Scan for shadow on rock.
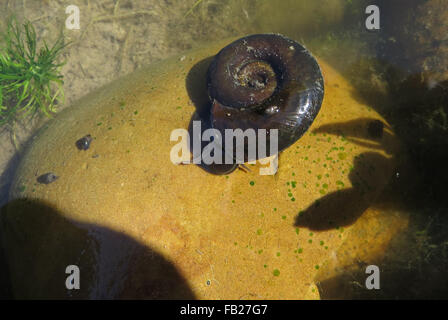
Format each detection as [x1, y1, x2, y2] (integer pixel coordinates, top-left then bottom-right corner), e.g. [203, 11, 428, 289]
[0, 199, 196, 299]
[185, 57, 239, 175]
[295, 151, 391, 231]
[295, 117, 399, 231]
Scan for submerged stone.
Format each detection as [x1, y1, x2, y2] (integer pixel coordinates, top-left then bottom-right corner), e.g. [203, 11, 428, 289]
[2, 38, 407, 299]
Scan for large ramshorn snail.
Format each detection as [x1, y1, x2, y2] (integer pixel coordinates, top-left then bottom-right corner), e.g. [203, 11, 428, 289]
[196, 34, 324, 175]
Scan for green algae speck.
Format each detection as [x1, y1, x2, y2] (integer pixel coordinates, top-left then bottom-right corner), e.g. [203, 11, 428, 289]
[338, 152, 347, 160]
[273, 269, 280, 276]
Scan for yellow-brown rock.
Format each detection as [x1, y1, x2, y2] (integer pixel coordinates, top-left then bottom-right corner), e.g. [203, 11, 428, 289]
[1, 38, 407, 299]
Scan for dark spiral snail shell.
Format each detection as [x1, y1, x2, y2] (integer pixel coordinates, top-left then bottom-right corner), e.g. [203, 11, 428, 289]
[198, 34, 324, 175]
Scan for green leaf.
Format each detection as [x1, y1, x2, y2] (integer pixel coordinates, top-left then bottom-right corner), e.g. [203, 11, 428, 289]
[0, 16, 67, 127]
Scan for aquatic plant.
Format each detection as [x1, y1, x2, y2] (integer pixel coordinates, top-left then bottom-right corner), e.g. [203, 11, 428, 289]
[0, 17, 66, 130]
[184, 0, 205, 18]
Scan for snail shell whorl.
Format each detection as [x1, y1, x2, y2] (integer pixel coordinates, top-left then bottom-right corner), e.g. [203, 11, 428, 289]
[206, 34, 324, 162]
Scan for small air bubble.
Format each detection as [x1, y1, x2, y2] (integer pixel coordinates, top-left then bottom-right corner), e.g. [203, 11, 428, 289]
[265, 105, 279, 114]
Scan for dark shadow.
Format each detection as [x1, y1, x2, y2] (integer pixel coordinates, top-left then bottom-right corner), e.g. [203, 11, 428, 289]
[186, 57, 214, 119]
[0, 218, 12, 299]
[0, 130, 39, 299]
[317, 229, 448, 300]
[316, 273, 366, 300]
[343, 55, 448, 209]
[294, 117, 394, 231]
[0, 152, 21, 211]
[0, 199, 196, 299]
[295, 151, 389, 231]
[312, 118, 394, 154]
[185, 57, 239, 175]
[187, 112, 238, 175]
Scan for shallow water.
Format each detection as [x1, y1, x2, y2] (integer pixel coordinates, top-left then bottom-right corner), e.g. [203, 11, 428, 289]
[0, 0, 447, 299]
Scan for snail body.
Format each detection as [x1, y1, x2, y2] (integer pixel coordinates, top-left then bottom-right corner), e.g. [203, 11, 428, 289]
[203, 34, 324, 174]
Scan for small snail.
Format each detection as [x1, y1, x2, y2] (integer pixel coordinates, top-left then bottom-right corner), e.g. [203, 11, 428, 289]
[197, 34, 324, 174]
[37, 172, 58, 184]
[76, 134, 93, 151]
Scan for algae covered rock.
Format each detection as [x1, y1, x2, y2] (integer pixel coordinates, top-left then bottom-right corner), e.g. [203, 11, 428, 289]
[1, 38, 406, 299]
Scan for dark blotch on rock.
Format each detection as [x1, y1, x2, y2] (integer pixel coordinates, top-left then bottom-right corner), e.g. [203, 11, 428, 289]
[37, 173, 58, 184]
[76, 134, 93, 150]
